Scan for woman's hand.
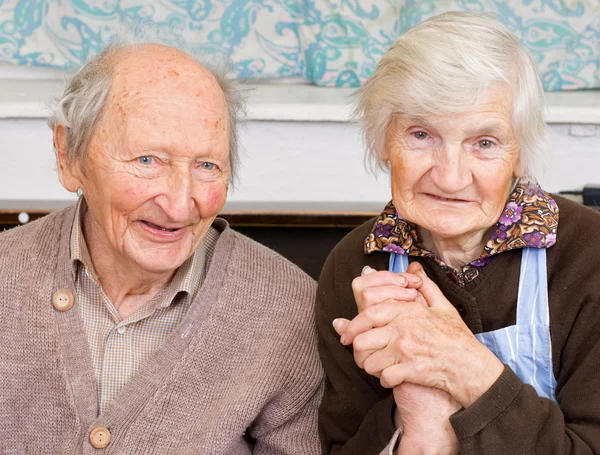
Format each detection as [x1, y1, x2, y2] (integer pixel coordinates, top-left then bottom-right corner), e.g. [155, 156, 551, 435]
[394, 383, 460, 455]
[335, 262, 504, 408]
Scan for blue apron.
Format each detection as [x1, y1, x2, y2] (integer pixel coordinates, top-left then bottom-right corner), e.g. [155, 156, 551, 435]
[388, 249, 557, 402]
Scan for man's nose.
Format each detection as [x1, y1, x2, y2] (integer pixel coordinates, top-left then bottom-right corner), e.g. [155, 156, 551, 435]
[155, 168, 195, 223]
[429, 144, 472, 194]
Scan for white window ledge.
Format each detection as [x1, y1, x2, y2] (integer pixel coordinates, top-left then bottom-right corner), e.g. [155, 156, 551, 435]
[0, 77, 598, 124]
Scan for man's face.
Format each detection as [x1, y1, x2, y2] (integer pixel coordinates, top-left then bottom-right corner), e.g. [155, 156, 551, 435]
[69, 47, 230, 275]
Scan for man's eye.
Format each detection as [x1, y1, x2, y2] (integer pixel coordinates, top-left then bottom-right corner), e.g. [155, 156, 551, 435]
[200, 162, 216, 171]
[478, 139, 494, 149]
[138, 156, 154, 165]
[412, 131, 428, 140]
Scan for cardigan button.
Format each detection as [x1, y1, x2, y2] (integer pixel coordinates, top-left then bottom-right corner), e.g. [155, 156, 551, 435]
[52, 289, 74, 311]
[89, 426, 111, 449]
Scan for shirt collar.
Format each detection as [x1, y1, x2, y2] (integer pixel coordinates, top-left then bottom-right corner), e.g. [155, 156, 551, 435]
[364, 180, 559, 270]
[69, 196, 205, 309]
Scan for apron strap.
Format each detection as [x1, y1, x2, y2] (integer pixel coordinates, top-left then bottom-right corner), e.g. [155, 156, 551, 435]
[516, 248, 550, 326]
[389, 252, 409, 274]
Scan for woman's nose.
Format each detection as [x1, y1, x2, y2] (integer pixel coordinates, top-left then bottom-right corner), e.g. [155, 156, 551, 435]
[429, 145, 472, 194]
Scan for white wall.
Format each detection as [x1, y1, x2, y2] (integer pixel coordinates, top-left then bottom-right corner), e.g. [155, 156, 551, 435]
[0, 118, 599, 211]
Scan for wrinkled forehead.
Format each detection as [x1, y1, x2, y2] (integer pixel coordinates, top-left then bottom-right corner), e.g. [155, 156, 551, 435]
[105, 44, 228, 122]
[394, 83, 514, 128]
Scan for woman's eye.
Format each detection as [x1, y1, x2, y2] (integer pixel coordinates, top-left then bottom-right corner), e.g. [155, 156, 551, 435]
[412, 131, 429, 140]
[478, 139, 494, 149]
[200, 162, 216, 171]
[138, 156, 154, 165]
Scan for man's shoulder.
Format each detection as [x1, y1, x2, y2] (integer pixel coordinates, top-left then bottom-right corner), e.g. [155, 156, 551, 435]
[0, 206, 74, 265]
[222, 227, 316, 296]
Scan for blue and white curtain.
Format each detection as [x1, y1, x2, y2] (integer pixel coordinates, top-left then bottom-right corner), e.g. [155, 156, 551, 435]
[0, 0, 598, 90]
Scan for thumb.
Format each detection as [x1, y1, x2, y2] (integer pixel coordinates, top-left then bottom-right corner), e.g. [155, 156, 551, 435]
[409, 263, 448, 308]
[332, 318, 350, 337]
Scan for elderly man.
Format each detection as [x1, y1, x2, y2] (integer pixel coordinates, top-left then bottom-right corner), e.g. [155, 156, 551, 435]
[0, 42, 322, 453]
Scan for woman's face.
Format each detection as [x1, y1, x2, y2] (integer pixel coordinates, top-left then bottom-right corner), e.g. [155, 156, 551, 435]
[383, 85, 522, 240]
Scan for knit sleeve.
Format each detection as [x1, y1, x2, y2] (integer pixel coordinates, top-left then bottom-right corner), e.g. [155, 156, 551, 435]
[449, 297, 600, 453]
[316, 245, 399, 454]
[446, 200, 600, 454]
[247, 256, 324, 455]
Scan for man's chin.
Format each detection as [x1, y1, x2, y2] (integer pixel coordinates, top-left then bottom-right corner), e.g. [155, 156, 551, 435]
[126, 249, 193, 276]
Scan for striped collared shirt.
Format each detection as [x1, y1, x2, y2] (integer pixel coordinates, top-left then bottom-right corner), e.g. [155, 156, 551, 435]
[70, 197, 220, 413]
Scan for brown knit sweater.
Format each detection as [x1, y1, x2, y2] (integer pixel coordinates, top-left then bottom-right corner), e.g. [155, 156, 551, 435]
[317, 195, 600, 454]
[0, 205, 323, 454]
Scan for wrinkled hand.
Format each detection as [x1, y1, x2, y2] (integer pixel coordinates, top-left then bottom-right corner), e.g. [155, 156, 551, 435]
[394, 383, 460, 455]
[334, 262, 504, 408]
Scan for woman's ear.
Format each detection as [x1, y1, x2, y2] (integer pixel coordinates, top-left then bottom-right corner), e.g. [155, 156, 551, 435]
[513, 157, 524, 178]
[54, 124, 83, 193]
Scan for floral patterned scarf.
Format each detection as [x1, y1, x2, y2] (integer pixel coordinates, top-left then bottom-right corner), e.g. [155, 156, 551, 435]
[364, 181, 559, 286]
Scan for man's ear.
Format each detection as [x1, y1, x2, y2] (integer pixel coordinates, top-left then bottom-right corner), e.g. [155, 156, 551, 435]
[54, 124, 83, 193]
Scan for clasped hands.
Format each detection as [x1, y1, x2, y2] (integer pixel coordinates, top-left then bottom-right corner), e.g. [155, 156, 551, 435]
[333, 262, 504, 454]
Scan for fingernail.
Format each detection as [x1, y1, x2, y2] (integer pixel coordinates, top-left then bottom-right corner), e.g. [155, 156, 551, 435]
[406, 288, 417, 296]
[362, 265, 376, 275]
[396, 276, 407, 286]
[409, 275, 421, 284]
[414, 265, 427, 277]
[332, 318, 341, 329]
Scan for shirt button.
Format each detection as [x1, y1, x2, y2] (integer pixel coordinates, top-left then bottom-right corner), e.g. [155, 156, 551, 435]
[457, 304, 467, 318]
[52, 289, 74, 311]
[116, 326, 126, 335]
[89, 426, 111, 449]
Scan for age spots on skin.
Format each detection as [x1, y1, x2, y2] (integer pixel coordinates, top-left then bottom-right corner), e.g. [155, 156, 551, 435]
[168, 70, 180, 77]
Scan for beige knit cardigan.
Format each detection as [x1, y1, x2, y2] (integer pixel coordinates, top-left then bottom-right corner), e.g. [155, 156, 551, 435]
[0, 206, 323, 454]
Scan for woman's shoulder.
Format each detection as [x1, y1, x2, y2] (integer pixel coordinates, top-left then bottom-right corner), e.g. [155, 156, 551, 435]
[553, 194, 600, 250]
[318, 217, 389, 291]
[548, 194, 600, 278]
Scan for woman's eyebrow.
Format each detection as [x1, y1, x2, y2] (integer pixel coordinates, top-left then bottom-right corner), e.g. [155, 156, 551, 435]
[466, 122, 510, 137]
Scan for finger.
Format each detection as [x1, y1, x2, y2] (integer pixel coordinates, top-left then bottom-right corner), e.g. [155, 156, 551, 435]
[380, 363, 409, 389]
[352, 271, 422, 308]
[356, 284, 420, 313]
[361, 265, 377, 276]
[353, 326, 393, 369]
[342, 300, 418, 345]
[362, 344, 399, 378]
[332, 318, 350, 337]
[409, 264, 450, 309]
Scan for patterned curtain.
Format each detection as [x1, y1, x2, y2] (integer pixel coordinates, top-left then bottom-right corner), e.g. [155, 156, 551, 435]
[0, 0, 597, 90]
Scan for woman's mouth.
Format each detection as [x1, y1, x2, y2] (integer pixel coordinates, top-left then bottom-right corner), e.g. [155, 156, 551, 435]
[424, 193, 472, 203]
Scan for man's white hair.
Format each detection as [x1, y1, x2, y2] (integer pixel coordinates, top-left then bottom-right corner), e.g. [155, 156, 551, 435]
[48, 28, 246, 185]
[354, 11, 547, 180]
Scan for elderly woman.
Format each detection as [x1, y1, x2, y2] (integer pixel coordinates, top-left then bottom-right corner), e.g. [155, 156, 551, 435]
[0, 42, 323, 453]
[317, 11, 600, 455]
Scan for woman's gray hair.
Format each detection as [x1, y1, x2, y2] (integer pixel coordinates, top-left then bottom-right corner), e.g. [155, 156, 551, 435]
[47, 29, 246, 185]
[354, 11, 547, 179]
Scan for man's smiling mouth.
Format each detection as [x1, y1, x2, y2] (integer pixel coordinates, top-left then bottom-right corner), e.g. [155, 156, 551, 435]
[140, 220, 181, 232]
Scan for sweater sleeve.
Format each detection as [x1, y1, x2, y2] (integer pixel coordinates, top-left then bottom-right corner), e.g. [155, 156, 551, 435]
[316, 247, 399, 454]
[253, 380, 325, 455]
[250, 259, 325, 455]
[450, 293, 600, 453]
